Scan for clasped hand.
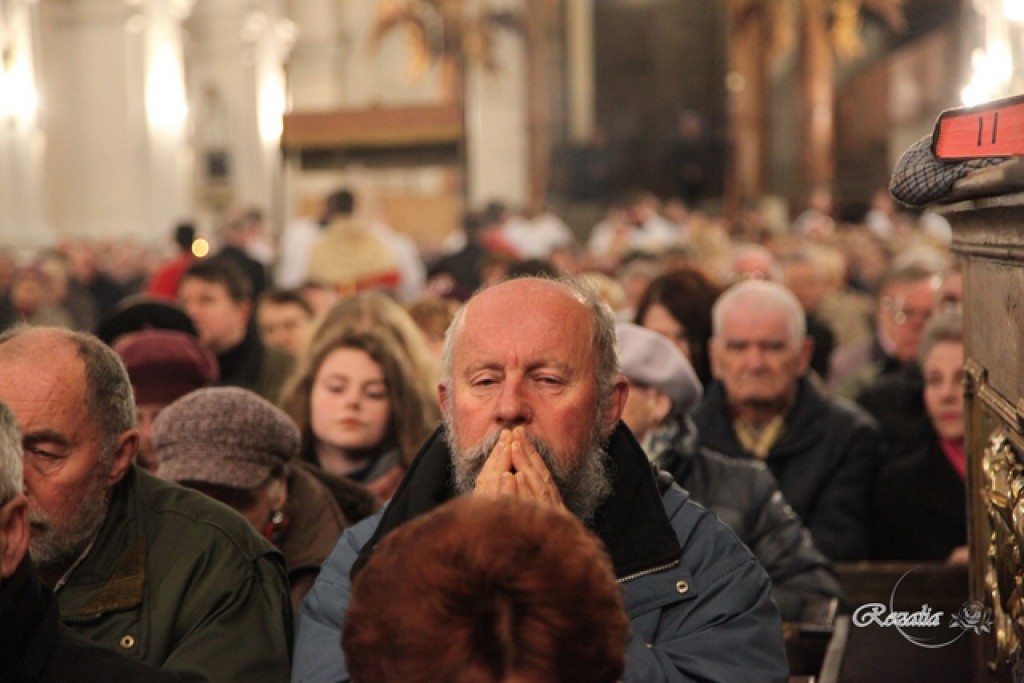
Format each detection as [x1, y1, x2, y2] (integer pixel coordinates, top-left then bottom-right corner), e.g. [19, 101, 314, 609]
[473, 426, 565, 510]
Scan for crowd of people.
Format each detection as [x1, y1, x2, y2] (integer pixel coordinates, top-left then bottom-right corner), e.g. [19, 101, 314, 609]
[0, 184, 968, 681]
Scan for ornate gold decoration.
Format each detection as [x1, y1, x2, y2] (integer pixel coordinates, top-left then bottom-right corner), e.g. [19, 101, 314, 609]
[371, 0, 525, 79]
[754, 0, 907, 63]
[983, 429, 1024, 666]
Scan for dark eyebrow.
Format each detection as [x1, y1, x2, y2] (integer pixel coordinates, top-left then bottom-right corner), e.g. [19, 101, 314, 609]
[23, 430, 71, 449]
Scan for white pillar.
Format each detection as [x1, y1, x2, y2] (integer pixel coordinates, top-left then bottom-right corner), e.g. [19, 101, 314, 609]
[465, 0, 528, 207]
[39, 0, 192, 245]
[141, 0, 194, 241]
[187, 0, 294, 230]
[0, 0, 50, 249]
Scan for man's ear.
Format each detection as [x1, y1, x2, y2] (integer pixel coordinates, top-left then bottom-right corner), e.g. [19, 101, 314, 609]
[438, 384, 449, 420]
[107, 429, 140, 486]
[0, 494, 29, 579]
[601, 376, 629, 434]
[651, 391, 673, 427]
[269, 478, 288, 510]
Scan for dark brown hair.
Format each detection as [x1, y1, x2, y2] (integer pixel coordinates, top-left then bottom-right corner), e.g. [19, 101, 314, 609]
[634, 266, 722, 386]
[279, 327, 434, 468]
[343, 497, 628, 683]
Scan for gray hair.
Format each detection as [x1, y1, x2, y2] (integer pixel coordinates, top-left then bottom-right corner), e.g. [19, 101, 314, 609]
[712, 280, 806, 343]
[0, 401, 22, 506]
[440, 275, 620, 417]
[918, 308, 963, 366]
[730, 242, 781, 282]
[0, 326, 136, 462]
[876, 262, 941, 301]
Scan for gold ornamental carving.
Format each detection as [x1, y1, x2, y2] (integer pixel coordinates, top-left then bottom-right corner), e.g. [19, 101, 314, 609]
[982, 429, 1024, 668]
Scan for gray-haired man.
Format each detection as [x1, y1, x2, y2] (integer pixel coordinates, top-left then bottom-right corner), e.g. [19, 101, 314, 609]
[0, 326, 292, 682]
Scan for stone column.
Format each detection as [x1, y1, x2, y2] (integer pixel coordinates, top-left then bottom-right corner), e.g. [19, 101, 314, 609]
[465, 0, 528, 207]
[186, 0, 295, 229]
[0, 0, 50, 249]
[38, 0, 192, 245]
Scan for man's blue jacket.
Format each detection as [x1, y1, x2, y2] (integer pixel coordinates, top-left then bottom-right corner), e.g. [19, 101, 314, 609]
[292, 424, 788, 683]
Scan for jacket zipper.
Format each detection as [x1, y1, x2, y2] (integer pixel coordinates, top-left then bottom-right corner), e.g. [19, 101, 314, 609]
[617, 559, 680, 584]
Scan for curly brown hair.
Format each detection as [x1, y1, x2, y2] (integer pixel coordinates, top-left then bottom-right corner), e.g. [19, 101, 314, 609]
[343, 496, 628, 683]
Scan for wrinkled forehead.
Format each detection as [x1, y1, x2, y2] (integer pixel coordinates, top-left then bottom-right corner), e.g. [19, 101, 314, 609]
[0, 329, 76, 362]
[718, 303, 800, 344]
[0, 335, 91, 415]
[453, 282, 595, 367]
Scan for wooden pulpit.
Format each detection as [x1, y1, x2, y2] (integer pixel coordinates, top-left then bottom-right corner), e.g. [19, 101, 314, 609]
[942, 160, 1024, 682]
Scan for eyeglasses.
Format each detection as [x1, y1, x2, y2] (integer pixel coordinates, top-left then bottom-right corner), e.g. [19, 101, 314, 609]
[881, 297, 932, 326]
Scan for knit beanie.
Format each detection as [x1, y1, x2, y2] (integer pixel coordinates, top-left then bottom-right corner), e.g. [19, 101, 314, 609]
[115, 329, 219, 406]
[153, 386, 300, 489]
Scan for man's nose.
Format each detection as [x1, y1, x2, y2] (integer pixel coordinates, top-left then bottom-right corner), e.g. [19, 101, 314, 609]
[495, 379, 531, 426]
[743, 345, 766, 367]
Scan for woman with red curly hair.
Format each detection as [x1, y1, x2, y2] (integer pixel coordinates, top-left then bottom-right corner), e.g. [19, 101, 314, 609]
[343, 496, 629, 683]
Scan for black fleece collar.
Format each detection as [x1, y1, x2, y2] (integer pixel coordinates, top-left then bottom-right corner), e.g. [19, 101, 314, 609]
[350, 422, 681, 581]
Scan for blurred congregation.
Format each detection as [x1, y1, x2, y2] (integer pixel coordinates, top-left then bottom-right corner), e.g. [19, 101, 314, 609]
[0, 169, 969, 680]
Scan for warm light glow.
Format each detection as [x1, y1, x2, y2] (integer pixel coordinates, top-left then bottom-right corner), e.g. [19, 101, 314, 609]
[989, 41, 1014, 84]
[961, 82, 989, 107]
[0, 48, 39, 125]
[192, 238, 210, 258]
[1006, 0, 1024, 22]
[960, 48, 1007, 106]
[258, 74, 285, 143]
[146, 41, 188, 133]
[962, 2, 1024, 105]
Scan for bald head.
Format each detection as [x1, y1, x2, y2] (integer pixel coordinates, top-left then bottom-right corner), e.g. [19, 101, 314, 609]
[0, 326, 137, 454]
[441, 277, 619, 402]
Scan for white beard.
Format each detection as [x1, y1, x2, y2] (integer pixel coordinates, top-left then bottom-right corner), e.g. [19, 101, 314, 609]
[446, 416, 612, 525]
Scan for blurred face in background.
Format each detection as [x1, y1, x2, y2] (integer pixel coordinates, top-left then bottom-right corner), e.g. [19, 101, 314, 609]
[258, 300, 312, 357]
[878, 278, 938, 363]
[782, 261, 826, 312]
[179, 278, 250, 354]
[923, 341, 965, 442]
[711, 302, 810, 411]
[10, 271, 49, 315]
[620, 381, 671, 443]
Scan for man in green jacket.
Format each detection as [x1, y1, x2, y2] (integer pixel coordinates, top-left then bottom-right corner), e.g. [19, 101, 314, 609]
[0, 325, 293, 682]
